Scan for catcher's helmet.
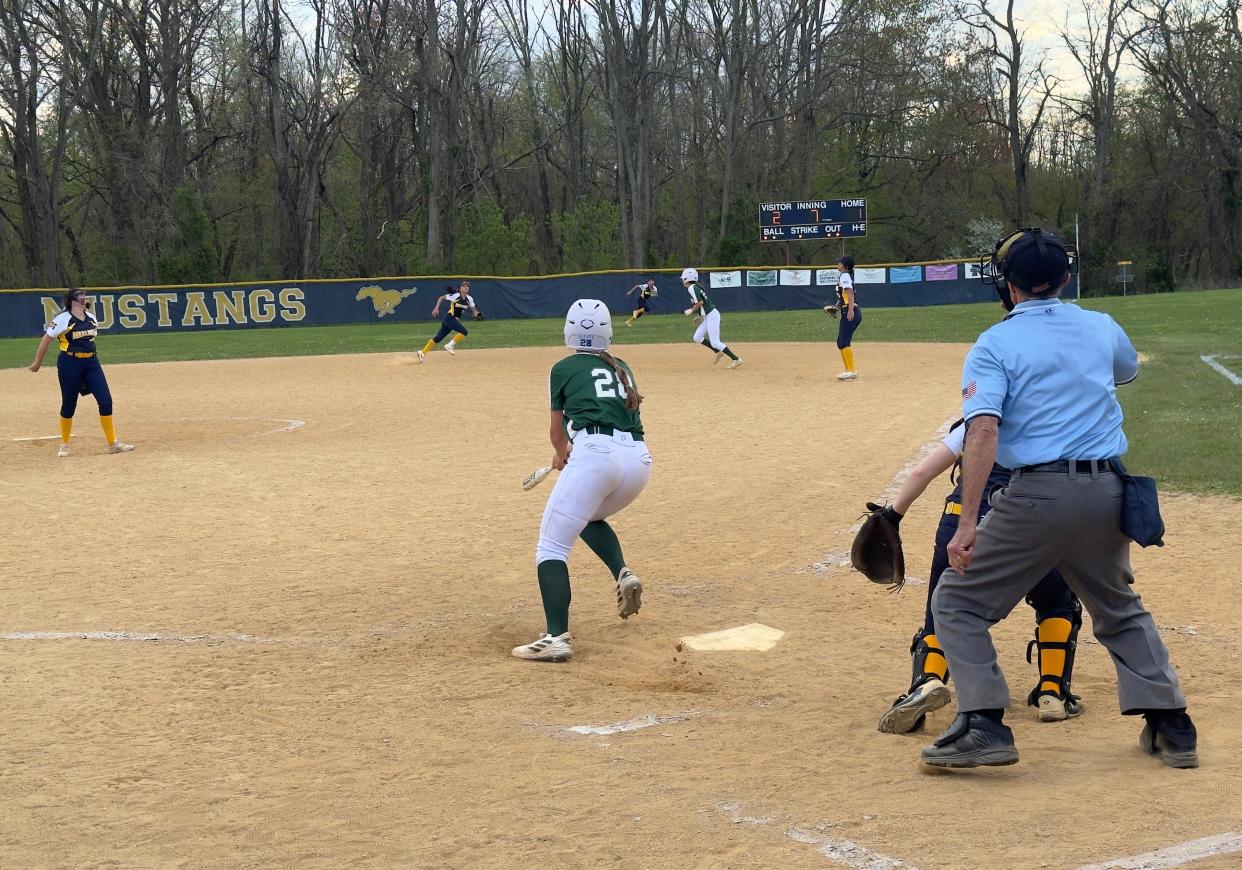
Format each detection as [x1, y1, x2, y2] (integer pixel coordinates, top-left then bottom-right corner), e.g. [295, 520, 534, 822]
[564, 298, 612, 352]
[680, 267, 699, 283]
[980, 227, 1077, 310]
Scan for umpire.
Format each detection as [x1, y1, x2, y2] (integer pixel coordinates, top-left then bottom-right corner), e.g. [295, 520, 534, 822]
[921, 228, 1198, 770]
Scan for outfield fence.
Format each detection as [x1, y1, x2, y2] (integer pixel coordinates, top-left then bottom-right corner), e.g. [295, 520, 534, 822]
[0, 260, 1054, 338]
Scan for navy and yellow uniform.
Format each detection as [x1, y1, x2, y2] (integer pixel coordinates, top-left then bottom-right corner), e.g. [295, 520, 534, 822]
[880, 422, 1081, 733]
[835, 259, 861, 379]
[624, 281, 659, 326]
[33, 293, 133, 455]
[419, 286, 478, 360]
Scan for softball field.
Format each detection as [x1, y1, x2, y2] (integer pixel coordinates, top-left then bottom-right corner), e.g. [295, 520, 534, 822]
[2, 342, 1239, 869]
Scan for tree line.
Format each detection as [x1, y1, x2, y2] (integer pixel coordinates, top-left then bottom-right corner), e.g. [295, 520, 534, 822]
[0, 0, 1237, 294]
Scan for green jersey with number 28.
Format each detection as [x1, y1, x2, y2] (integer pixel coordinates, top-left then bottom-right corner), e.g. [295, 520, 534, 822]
[549, 352, 644, 438]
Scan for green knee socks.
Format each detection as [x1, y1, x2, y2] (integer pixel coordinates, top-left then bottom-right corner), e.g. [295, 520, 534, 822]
[580, 520, 626, 580]
[537, 560, 572, 636]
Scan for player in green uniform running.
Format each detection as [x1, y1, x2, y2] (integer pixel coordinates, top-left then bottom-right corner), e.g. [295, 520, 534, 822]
[512, 299, 653, 663]
[681, 268, 742, 368]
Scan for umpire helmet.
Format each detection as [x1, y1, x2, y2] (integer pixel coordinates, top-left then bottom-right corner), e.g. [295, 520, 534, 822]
[980, 227, 1077, 310]
[564, 298, 612, 352]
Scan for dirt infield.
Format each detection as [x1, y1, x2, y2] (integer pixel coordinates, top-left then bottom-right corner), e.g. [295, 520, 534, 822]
[2, 342, 1239, 869]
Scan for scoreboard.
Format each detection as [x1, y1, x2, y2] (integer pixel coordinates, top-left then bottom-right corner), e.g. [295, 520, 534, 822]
[759, 199, 867, 241]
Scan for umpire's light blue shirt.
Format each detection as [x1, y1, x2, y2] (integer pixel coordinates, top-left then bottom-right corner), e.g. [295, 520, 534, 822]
[961, 299, 1139, 469]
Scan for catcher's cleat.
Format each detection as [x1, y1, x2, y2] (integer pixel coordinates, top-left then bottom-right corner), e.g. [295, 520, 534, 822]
[728, 358, 744, 369]
[1026, 602, 1083, 722]
[443, 343, 456, 355]
[1139, 713, 1198, 769]
[416, 350, 425, 363]
[57, 444, 71, 457]
[1035, 694, 1082, 722]
[108, 441, 135, 454]
[713, 350, 725, 365]
[512, 632, 573, 662]
[616, 568, 643, 619]
[878, 678, 951, 734]
[836, 370, 858, 381]
[921, 712, 1019, 768]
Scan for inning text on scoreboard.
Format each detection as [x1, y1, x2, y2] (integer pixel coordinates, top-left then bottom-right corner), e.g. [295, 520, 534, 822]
[758, 199, 868, 241]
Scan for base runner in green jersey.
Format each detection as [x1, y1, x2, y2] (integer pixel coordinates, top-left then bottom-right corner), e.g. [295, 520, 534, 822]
[512, 299, 654, 663]
[681, 267, 743, 369]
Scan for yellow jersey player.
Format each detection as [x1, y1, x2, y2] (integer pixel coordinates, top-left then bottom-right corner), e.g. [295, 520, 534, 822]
[418, 281, 482, 362]
[28, 288, 135, 456]
[624, 277, 658, 326]
[512, 299, 652, 662]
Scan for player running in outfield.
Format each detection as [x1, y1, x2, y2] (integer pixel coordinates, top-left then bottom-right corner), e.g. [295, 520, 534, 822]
[681, 268, 742, 369]
[418, 281, 480, 362]
[512, 299, 652, 663]
[624, 277, 659, 326]
[874, 419, 1083, 733]
[28, 288, 135, 456]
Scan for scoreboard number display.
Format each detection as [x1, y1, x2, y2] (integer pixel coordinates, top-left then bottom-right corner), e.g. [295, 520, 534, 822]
[759, 199, 867, 241]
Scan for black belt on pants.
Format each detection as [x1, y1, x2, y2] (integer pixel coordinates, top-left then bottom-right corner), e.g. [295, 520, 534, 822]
[578, 425, 643, 442]
[1014, 458, 1115, 476]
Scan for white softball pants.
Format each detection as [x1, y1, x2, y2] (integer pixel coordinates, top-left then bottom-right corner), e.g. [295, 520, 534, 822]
[692, 308, 725, 350]
[536, 431, 653, 565]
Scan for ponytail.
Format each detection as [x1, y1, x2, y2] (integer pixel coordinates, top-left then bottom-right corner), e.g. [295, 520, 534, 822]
[598, 350, 643, 411]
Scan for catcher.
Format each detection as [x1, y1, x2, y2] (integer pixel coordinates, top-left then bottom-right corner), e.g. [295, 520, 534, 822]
[417, 281, 483, 362]
[853, 419, 1084, 733]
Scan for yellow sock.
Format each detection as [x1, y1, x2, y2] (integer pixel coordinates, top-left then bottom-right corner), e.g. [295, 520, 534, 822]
[923, 633, 949, 680]
[842, 346, 856, 372]
[452, 333, 466, 346]
[59, 416, 73, 444]
[421, 339, 436, 354]
[100, 415, 117, 444]
[1038, 618, 1072, 694]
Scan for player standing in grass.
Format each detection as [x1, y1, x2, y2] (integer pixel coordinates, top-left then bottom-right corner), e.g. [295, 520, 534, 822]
[512, 299, 651, 663]
[681, 268, 743, 369]
[417, 281, 481, 362]
[28, 288, 135, 456]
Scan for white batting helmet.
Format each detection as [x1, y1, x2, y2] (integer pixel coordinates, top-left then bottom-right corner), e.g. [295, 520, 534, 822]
[564, 298, 612, 351]
[680, 267, 699, 283]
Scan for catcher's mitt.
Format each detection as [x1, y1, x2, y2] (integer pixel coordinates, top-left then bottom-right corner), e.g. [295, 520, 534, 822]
[823, 304, 839, 319]
[473, 310, 485, 320]
[850, 502, 906, 591]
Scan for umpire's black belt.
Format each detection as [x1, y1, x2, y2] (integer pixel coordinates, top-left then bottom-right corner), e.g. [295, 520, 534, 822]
[576, 425, 643, 442]
[1013, 458, 1116, 477]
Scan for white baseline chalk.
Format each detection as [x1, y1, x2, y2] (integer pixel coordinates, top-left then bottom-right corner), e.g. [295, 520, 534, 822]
[1200, 354, 1242, 385]
[0, 630, 322, 645]
[1077, 832, 1242, 870]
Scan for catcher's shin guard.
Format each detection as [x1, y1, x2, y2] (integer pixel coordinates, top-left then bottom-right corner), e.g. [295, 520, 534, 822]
[1026, 601, 1083, 722]
[878, 630, 951, 734]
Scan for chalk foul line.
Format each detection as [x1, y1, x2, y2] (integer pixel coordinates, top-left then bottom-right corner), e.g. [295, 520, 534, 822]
[565, 711, 699, 736]
[0, 630, 324, 646]
[1200, 354, 1242, 386]
[718, 802, 918, 870]
[808, 418, 956, 579]
[1076, 832, 1242, 870]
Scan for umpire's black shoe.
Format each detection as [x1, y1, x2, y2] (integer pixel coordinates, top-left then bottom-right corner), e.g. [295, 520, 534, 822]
[1140, 712, 1198, 769]
[920, 712, 1019, 768]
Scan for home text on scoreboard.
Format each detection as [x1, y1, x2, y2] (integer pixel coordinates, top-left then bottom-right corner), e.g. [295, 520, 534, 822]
[758, 198, 868, 241]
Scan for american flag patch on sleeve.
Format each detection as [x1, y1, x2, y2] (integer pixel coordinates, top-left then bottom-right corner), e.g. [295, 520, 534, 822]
[962, 381, 976, 399]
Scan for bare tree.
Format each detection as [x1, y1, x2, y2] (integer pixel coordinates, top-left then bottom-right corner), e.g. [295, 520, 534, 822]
[957, 0, 1060, 226]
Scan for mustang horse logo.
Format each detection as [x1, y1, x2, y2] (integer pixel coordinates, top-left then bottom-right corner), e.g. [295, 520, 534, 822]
[357, 285, 417, 318]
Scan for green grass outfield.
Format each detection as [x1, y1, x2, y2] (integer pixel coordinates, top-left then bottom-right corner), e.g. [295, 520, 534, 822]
[4, 288, 1239, 495]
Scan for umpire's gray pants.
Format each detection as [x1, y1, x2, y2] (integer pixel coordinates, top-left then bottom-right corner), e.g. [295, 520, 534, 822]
[931, 466, 1186, 714]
